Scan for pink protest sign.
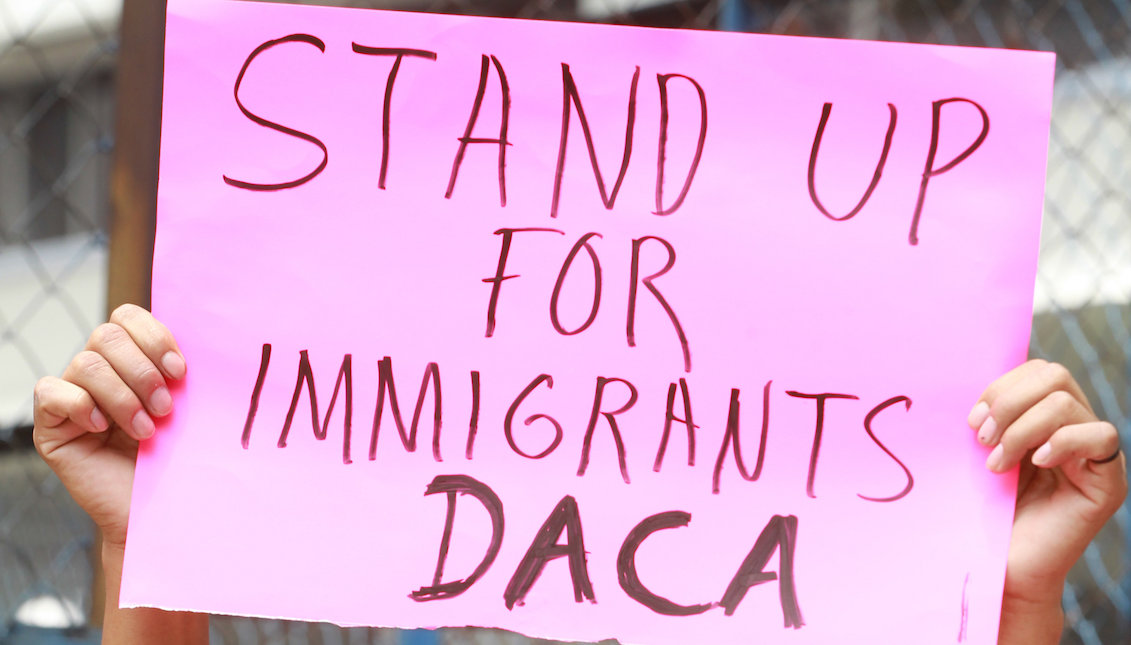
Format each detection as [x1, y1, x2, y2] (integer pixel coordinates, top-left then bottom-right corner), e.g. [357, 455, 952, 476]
[128, 0, 1054, 642]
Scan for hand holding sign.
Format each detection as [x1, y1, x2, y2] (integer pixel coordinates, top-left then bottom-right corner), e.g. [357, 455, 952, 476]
[33, 305, 184, 550]
[972, 361, 1127, 644]
[31, 305, 206, 642]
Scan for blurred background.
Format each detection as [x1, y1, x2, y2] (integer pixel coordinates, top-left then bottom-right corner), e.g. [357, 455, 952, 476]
[0, 0, 1126, 643]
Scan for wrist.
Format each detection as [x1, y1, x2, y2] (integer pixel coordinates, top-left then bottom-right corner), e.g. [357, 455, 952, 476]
[98, 539, 210, 644]
[999, 594, 1063, 645]
[102, 540, 127, 570]
[100, 537, 126, 625]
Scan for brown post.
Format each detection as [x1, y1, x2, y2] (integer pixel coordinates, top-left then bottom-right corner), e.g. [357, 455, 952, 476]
[97, 0, 167, 626]
[107, 0, 166, 313]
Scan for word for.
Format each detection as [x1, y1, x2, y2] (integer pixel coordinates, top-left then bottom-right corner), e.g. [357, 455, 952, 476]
[409, 474, 803, 626]
[240, 345, 915, 500]
[483, 228, 690, 372]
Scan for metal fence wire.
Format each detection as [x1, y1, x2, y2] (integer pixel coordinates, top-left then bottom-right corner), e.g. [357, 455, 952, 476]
[0, 0, 1127, 644]
[0, 0, 116, 642]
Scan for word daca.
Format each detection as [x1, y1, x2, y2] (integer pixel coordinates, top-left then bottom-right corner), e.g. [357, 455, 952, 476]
[222, 34, 991, 244]
[240, 344, 915, 500]
[409, 474, 803, 627]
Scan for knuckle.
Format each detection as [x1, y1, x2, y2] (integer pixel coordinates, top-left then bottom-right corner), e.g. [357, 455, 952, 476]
[135, 362, 163, 390]
[110, 388, 142, 416]
[136, 362, 161, 382]
[987, 400, 1010, 427]
[110, 303, 145, 326]
[71, 350, 108, 380]
[1040, 361, 1072, 391]
[997, 428, 1023, 454]
[70, 387, 92, 412]
[89, 322, 128, 350]
[32, 377, 53, 408]
[1047, 390, 1077, 419]
[1097, 421, 1120, 453]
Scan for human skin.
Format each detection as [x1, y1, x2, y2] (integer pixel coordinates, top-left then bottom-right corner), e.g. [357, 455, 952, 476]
[32, 305, 208, 643]
[969, 360, 1126, 644]
[32, 305, 1127, 644]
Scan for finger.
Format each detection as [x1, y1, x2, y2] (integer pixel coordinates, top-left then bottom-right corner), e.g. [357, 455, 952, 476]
[85, 321, 173, 418]
[33, 376, 108, 434]
[1036, 422, 1128, 519]
[33, 377, 109, 462]
[967, 360, 1041, 432]
[1030, 421, 1121, 469]
[108, 303, 186, 380]
[63, 350, 155, 440]
[970, 360, 1092, 446]
[985, 389, 1094, 473]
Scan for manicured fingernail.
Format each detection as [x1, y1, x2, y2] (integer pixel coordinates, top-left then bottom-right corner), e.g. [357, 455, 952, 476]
[90, 407, 109, 431]
[986, 444, 1005, 472]
[161, 352, 186, 379]
[150, 386, 173, 416]
[967, 401, 990, 429]
[977, 416, 997, 445]
[132, 410, 155, 440]
[1032, 443, 1052, 466]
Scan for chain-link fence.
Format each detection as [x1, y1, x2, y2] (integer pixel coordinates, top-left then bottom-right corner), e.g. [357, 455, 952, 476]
[0, 0, 1127, 643]
[0, 0, 116, 642]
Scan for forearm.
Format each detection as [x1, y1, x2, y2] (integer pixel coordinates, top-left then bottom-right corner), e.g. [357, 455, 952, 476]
[998, 594, 1063, 645]
[101, 543, 210, 644]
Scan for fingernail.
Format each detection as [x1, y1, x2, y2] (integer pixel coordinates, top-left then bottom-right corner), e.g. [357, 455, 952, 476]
[977, 416, 997, 445]
[132, 410, 155, 440]
[161, 352, 186, 379]
[150, 386, 173, 416]
[90, 407, 109, 431]
[967, 401, 990, 429]
[1032, 443, 1052, 466]
[986, 444, 1005, 472]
